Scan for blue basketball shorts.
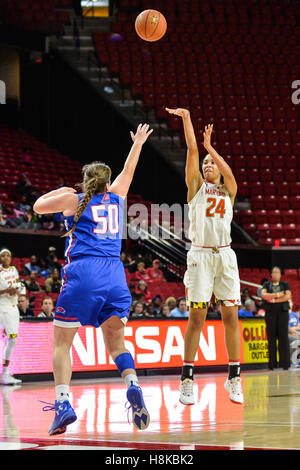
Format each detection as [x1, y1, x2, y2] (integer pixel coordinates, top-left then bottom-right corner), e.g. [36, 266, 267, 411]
[54, 256, 132, 328]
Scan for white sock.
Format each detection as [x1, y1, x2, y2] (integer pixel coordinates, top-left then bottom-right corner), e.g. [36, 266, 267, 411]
[2, 365, 9, 376]
[56, 384, 70, 402]
[124, 374, 139, 389]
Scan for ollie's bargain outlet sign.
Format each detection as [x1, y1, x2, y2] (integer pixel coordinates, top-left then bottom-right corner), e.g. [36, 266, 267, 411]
[2, 320, 238, 374]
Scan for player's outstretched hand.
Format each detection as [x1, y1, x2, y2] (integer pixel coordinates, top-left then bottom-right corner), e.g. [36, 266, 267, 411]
[203, 124, 214, 149]
[165, 108, 190, 119]
[130, 124, 153, 145]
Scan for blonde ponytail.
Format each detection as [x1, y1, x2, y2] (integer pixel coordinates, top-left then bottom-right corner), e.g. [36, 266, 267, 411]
[63, 161, 111, 238]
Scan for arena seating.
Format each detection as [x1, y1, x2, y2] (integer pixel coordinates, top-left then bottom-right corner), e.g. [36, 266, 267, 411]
[0, 0, 71, 35]
[93, 0, 300, 246]
[0, 123, 82, 213]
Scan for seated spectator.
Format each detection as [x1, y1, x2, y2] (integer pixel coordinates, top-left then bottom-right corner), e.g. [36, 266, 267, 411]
[41, 214, 55, 230]
[16, 173, 37, 204]
[165, 296, 177, 311]
[152, 295, 163, 316]
[14, 195, 31, 216]
[128, 283, 138, 302]
[241, 287, 255, 306]
[136, 280, 152, 303]
[0, 209, 7, 227]
[39, 257, 51, 277]
[134, 261, 151, 282]
[38, 297, 55, 318]
[146, 259, 166, 282]
[157, 303, 170, 319]
[170, 297, 189, 318]
[18, 209, 36, 230]
[288, 300, 300, 367]
[145, 304, 155, 318]
[238, 299, 256, 317]
[131, 301, 145, 318]
[45, 246, 61, 272]
[23, 255, 40, 276]
[25, 271, 42, 292]
[45, 269, 62, 293]
[18, 294, 34, 318]
[123, 252, 138, 273]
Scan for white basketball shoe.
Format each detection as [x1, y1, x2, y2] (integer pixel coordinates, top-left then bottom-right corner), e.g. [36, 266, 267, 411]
[224, 376, 243, 404]
[179, 378, 195, 405]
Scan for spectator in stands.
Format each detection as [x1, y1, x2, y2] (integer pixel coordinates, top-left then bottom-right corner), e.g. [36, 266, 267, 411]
[18, 209, 36, 230]
[23, 255, 40, 276]
[14, 195, 31, 215]
[16, 173, 37, 204]
[157, 303, 170, 319]
[146, 259, 166, 282]
[261, 266, 291, 370]
[45, 246, 61, 272]
[152, 295, 163, 316]
[136, 280, 152, 303]
[45, 269, 62, 294]
[18, 294, 34, 318]
[38, 297, 55, 318]
[25, 271, 42, 293]
[238, 299, 256, 318]
[0, 209, 7, 227]
[134, 261, 151, 282]
[128, 283, 138, 302]
[145, 304, 155, 318]
[131, 301, 145, 318]
[123, 252, 138, 273]
[170, 298, 189, 318]
[288, 300, 300, 367]
[41, 214, 55, 230]
[241, 287, 256, 306]
[165, 296, 177, 311]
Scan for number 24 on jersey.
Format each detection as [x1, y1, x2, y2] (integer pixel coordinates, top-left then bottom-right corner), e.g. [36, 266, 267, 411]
[206, 197, 226, 218]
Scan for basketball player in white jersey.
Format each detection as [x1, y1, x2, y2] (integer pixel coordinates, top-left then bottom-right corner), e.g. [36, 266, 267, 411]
[166, 108, 243, 405]
[0, 248, 23, 385]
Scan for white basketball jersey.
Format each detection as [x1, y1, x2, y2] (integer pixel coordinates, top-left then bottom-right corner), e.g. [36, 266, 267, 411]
[0, 266, 20, 309]
[188, 181, 233, 247]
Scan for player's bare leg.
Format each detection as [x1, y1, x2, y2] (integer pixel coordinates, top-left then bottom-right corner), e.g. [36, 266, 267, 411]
[101, 315, 150, 430]
[42, 325, 78, 435]
[180, 307, 207, 405]
[221, 305, 243, 404]
[53, 325, 78, 387]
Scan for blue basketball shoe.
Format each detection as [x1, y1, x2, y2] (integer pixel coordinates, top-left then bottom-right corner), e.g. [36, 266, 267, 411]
[40, 400, 77, 435]
[126, 384, 150, 430]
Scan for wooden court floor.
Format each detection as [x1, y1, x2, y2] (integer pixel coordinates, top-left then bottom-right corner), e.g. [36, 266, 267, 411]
[1, 370, 300, 451]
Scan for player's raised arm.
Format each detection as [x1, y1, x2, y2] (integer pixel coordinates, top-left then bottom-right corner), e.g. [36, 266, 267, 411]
[165, 108, 203, 203]
[109, 123, 153, 199]
[203, 124, 237, 203]
[33, 187, 78, 216]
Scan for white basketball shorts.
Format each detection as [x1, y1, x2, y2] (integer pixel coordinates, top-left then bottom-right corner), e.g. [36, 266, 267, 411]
[0, 306, 20, 336]
[183, 247, 241, 307]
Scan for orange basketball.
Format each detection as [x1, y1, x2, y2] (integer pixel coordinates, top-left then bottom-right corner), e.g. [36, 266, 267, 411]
[135, 9, 167, 42]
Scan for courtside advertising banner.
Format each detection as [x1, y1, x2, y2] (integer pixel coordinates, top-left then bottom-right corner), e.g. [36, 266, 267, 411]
[0, 319, 257, 375]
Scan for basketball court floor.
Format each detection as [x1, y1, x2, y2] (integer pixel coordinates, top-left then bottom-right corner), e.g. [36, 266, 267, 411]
[1, 370, 300, 451]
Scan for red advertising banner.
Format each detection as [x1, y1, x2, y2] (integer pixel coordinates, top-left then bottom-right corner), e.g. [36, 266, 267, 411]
[1, 320, 245, 375]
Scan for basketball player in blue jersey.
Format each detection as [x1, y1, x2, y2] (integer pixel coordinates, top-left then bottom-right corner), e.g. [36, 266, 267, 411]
[33, 123, 153, 435]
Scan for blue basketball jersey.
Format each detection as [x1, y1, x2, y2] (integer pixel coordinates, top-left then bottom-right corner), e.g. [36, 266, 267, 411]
[63, 192, 124, 261]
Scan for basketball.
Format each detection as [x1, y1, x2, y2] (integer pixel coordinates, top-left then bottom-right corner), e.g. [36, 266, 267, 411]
[135, 9, 167, 42]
